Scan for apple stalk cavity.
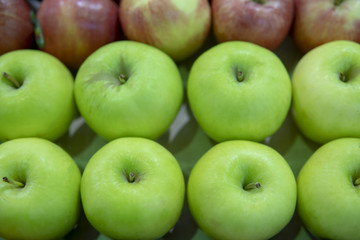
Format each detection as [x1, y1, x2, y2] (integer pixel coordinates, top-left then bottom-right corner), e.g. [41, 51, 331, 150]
[2, 176, 25, 188]
[2, 72, 20, 88]
[334, 0, 344, 6]
[354, 177, 360, 187]
[118, 74, 127, 85]
[339, 72, 347, 82]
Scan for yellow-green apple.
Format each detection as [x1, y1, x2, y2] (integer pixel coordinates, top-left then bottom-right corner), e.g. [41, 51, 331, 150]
[119, 0, 211, 62]
[187, 140, 297, 240]
[0, 137, 82, 240]
[81, 137, 185, 240]
[187, 41, 292, 142]
[0, 49, 76, 142]
[36, 0, 121, 71]
[297, 138, 360, 240]
[0, 0, 34, 55]
[291, 40, 360, 144]
[292, 0, 360, 52]
[211, 0, 294, 50]
[74, 40, 184, 141]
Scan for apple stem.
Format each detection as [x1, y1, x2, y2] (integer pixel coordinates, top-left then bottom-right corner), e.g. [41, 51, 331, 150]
[118, 74, 127, 84]
[354, 178, 360, 187]
[236, 71, 245, 82]
[2, 72, 20, 88]
[128, 172, 136, 183]
[339, 72, 347, 82]
[2, 177, 25, 188]
[333, 0, 344, 6]
[244, 182, 261, 190]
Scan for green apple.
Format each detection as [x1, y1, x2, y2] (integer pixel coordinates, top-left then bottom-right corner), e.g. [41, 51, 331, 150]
[81, 137, 185, 240]
[74, 40, 184, 141]
[0, 49, 76, 142]
[297, 138, 360, 240]
[187, 41, 292, 142]
[291, 40, 360, 144]
[119, 0, 211, 61]
[187, 140, 297, 240]
[0, 137, 81, 240]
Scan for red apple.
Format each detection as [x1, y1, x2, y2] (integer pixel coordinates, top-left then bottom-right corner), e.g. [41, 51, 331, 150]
[119, 0, 211, 62]
[0, 0, 34, 55]
[211, 0, 294, 51]
[36, 0, 121, 71]
[292, 0, 360, 53]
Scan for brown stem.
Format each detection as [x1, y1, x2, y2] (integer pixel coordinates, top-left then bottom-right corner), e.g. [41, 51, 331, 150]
[2, 177, 25, 188]
[2, 72, 20, 88]
[339, 72, 347, 82]
[127, 172, 136, 183]
[236, 71, 245, 82]
[118, 74, 127, 84]
[244, 182, 261, 190]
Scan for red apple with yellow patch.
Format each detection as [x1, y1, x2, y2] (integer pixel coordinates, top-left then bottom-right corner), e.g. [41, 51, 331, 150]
[211, 0, 294, 50]
[36, 0, 121, 71]
[292, 0, 360, 53]
[119, 0, 211, 62]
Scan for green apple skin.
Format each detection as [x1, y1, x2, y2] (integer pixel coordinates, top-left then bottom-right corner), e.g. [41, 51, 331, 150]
[0, 138, 82, 240]
[297, 138, 360, 240]
[81, 137, 185, 240]
[187, 140, 297, 240]
[0, 50, 76, 142]
[119, 0, 211, 61]
[292, 40, 360, 144]
[74, 41, 184, 141]
[187, 41, 292, 143]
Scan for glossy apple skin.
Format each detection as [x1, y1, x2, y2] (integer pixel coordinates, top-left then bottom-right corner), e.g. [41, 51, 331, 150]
[297, 138, 360, 240]
[291, 40, 360, 144]
[81, 137, 185, 240]
[0, 50, 76, 142]
[187, 140, 297, 240]
[36, 0, 121, 71]
[0, 0, 34, 55]
[74, 41, 184, 141]
[0, 138, 82, 240]
[119, 0, 211, 61]
[212, 0, 294, 50]
[187, 41, 292, 142]
[293, 0, 360, 53]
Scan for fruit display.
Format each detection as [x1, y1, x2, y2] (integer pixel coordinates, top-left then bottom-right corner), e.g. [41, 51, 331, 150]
[1, 0, 360, 240]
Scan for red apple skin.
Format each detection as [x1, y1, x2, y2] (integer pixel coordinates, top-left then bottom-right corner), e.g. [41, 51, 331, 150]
[119, 0, 211, 62]
[0, 0, 34, 55]
[37, 0, 121, 71]
[292, 0, 360, 53]
[212, 0, 294, 51]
